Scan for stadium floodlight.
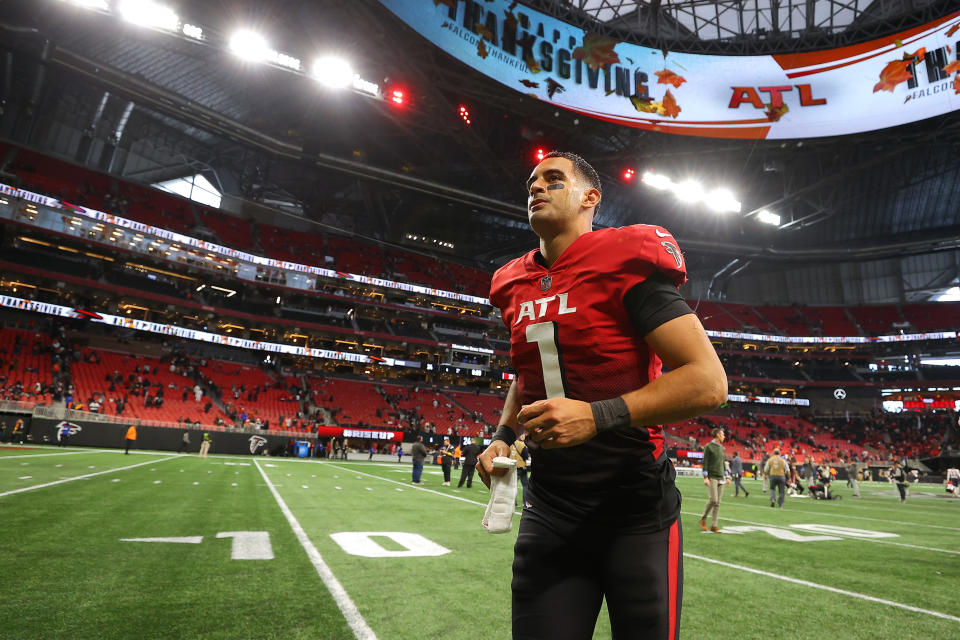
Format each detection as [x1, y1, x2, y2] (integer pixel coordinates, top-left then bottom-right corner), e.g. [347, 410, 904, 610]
[117, 0, 179, 31]
[313, 56, 353, 88]
[63, 0, 110, 10]
[757, 209, 781, 226]
[181, 23, 203, 40]
[641, 171, 673, 190]
[674, 180, 704, 203]
[705, 188, 741, 213]
[229, 30, 271, 63]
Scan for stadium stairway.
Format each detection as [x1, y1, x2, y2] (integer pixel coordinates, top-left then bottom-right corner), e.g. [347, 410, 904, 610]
[843, 306, 865, 335]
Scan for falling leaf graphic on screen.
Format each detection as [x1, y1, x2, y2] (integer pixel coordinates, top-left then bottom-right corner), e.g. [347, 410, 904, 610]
[662, 90, 681, 118]
[872, 59, 913, 93]
[654, 69, 687, 88]
[546, 78, 565, 99]
[572, 33, 621, 71]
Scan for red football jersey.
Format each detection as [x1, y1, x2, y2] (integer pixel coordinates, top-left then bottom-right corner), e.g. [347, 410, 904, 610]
[489, 224, 687, 517]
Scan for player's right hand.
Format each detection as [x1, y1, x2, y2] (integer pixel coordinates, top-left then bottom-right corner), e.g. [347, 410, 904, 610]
[477, 440, 511, 489]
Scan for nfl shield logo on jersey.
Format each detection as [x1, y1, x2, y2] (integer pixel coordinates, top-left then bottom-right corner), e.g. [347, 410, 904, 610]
[540, 275, 552, 291]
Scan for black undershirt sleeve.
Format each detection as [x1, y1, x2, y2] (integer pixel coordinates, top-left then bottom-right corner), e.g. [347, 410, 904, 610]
[623, 271, 694, 337]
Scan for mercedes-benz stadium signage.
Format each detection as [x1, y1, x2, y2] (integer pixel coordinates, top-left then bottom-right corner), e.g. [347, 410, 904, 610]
[379, 1, 960, 139]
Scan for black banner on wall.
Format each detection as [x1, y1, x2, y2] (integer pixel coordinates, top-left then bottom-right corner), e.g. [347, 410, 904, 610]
[29, 417, 298, 456]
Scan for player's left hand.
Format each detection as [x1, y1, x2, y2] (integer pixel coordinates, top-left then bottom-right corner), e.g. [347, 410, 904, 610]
[518, 398, 596, 449]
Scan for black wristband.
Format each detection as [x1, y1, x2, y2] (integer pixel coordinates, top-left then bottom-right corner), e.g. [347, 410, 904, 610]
[492, 425, 517, 447]
[590, 397, 631, 434]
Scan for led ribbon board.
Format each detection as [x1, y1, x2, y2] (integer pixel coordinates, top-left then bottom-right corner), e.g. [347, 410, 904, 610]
[378, 1, 960, 139]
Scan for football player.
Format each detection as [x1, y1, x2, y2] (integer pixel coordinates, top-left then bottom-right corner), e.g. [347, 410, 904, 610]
[478, 151, 727, 639]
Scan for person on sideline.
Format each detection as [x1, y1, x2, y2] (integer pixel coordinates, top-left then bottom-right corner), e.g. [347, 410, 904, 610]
[890, 460, 909, 502]
[730, 451, 749, 498]
[410, 436, 428, 485]
[700, 428, 730, 532]
[178, 430, 191, 454]
[199, 432, 212, 458]
[765, 447, 788, 508]
[846, 458, 861, 498]
[439, 437, 455, 486]
[124, 424, 137, 454]
[458, 437, 482, 489]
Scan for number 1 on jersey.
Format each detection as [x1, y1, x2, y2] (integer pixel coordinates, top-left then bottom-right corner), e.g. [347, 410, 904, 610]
[525, 321, 566, 398]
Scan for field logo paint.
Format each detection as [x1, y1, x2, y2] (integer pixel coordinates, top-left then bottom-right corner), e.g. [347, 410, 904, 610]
[216, 531, 275, 560]
[249, 435, 268, 454]
[721, 526, 840, 542]
[330, 532, 452, 558]
[790, 524, 898, 538]
[54, 421, 82, 441]
[722, 524, 899, 542]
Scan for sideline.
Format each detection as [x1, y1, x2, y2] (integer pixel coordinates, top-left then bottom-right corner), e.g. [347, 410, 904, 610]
[325, 462, 960, 624]
[254, 460, 377, 640]
[0, 454, 177, 498]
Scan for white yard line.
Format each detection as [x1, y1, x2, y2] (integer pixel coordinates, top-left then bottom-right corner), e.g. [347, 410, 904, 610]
[685, 553, 960, 623]
[681, 510, 960, 556]
[0, 450, 99, 460]
[0, 455, 176, 498]
[327, 463, 960, 624]
[253, 460, 377, 640]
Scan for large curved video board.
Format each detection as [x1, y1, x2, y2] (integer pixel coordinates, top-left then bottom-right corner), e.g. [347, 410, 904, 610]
[379, 1, 960, 139]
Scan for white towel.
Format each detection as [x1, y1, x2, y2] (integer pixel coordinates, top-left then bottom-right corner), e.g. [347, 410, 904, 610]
[482, 456, 518, 534]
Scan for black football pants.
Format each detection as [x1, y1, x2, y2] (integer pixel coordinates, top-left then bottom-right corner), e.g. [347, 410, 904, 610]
[512, 505, 682, 640]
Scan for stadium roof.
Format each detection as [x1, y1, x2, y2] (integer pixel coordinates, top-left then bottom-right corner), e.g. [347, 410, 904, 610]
[545, 0, 948, 52]
[1, 0, 958, 292]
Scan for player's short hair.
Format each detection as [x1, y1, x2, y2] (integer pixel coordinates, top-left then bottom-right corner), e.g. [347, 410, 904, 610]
[712, 427, 723, 438]
[544, 151, 602, 217]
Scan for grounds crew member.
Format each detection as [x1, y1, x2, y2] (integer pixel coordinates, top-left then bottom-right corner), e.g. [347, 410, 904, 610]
[124, 424, 137, 454]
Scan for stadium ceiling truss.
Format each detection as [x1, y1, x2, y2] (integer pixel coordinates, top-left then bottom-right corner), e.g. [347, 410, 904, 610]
[2, 1, 959, 271]
[530, 0, 953, 53]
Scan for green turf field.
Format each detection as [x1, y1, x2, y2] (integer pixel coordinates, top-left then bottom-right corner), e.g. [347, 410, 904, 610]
[1, 445, 958, 639]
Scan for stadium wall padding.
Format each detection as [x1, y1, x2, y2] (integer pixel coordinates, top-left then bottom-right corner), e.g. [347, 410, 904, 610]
[29, 417, 295, 455]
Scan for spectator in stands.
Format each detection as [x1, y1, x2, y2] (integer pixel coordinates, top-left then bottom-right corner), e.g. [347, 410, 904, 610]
[700, 428, 730, 533]
[410, 436, 428, 485]
[730, 452, 749, 498]
[765, 448, 788, 508]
